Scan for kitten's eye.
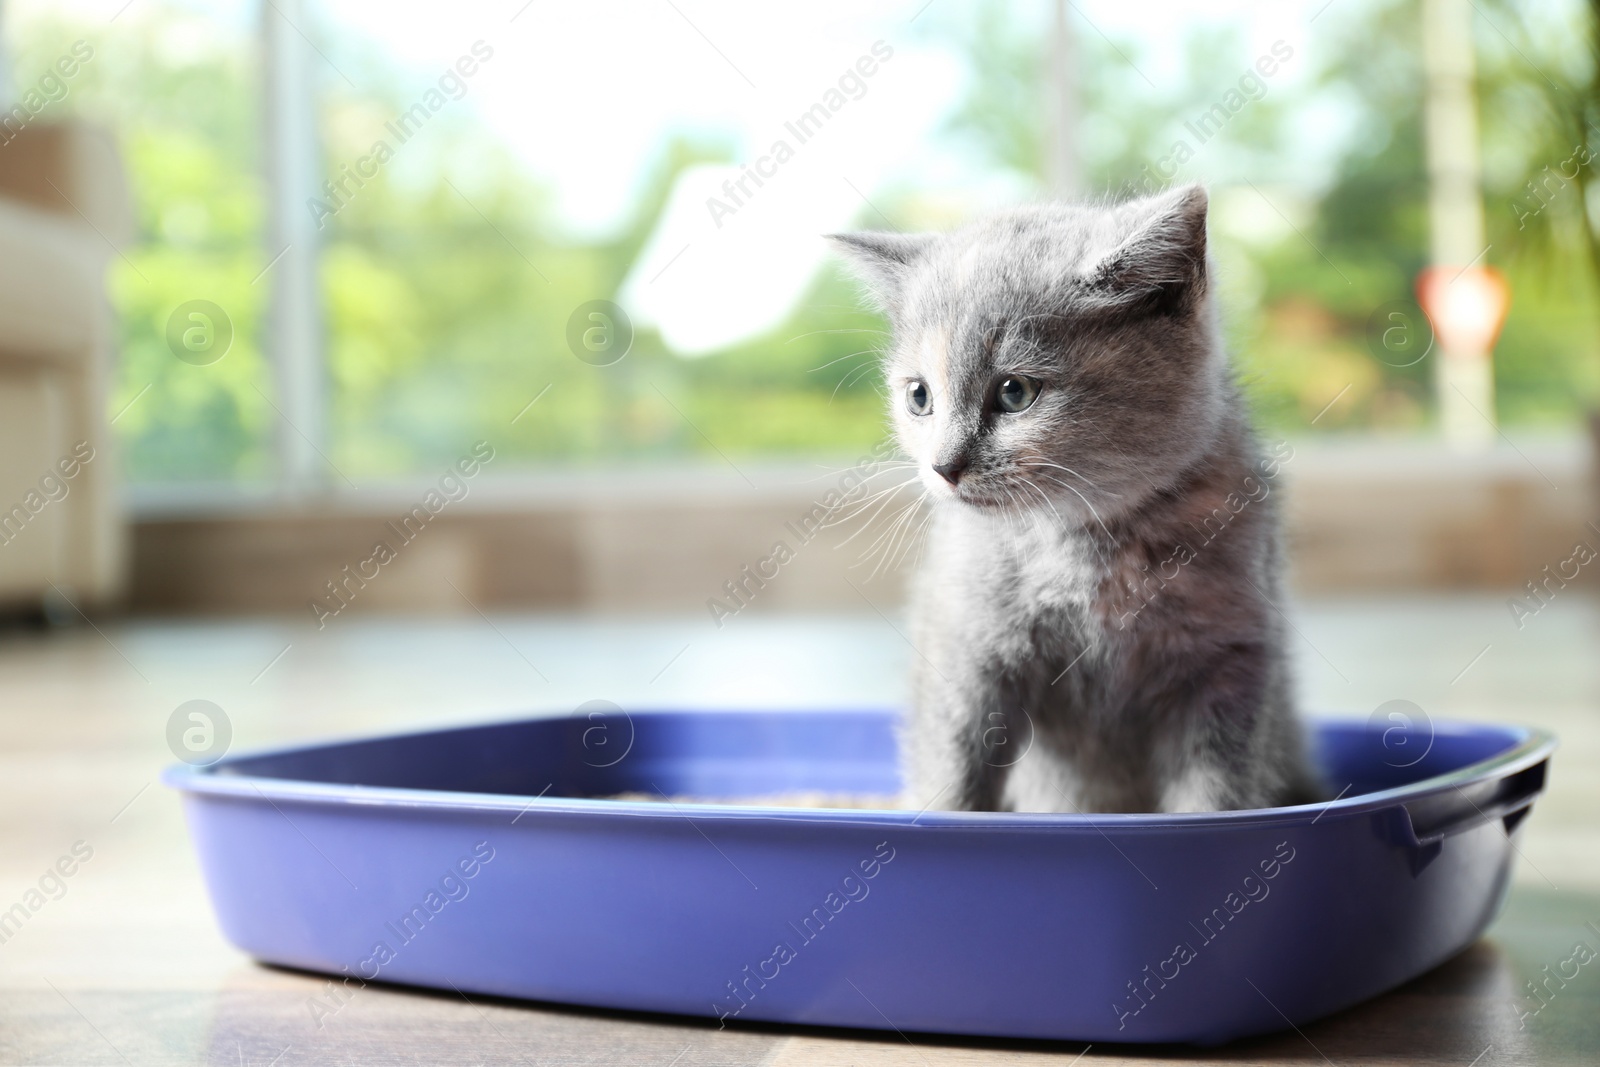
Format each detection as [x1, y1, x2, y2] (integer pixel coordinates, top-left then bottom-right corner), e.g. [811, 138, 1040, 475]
[994, 376, 1040, 413]
[905, 380, 932, 416]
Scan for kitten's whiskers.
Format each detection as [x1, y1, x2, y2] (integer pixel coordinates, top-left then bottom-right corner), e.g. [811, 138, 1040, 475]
[834, 479, 915, 548]
[1028, 460, 1114, 496]
[1027, 461, 1117, 544]
[829, 477, 920, 539]
[830, 359, 882, 402]
[854, 490, 928, 579]
[1018, 476, 1068, 530]
[789, 460, 916, 486]
[787, 328, 888, 345]
[807, 347, 880, 373]
[871, 498, 923, 579]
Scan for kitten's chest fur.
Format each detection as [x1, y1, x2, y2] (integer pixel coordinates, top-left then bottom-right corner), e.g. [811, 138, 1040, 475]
[926, 511, 1129, 685]
[914, 504, 1209, 811]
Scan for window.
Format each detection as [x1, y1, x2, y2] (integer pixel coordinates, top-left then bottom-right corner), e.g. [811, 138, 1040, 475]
[9, 0, 1596, 498]
[308, 0, 1014, 480]
[9, 0, 272, 486]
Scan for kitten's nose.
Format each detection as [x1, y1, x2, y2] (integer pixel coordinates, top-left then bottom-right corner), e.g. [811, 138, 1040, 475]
[933, 455, 969, 485]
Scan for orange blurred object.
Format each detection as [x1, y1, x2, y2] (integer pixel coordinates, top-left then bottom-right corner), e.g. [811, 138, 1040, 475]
[1415, 265, 1511, 360]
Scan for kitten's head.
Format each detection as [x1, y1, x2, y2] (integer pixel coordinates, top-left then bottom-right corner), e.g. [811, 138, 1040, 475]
[830, 185, 1225, 527]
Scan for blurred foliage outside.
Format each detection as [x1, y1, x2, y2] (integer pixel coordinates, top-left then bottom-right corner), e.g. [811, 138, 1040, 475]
[10, 0, 1600, 486]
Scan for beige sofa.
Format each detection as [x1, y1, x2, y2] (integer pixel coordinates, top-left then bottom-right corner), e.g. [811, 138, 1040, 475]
[0, 123, 128, 613]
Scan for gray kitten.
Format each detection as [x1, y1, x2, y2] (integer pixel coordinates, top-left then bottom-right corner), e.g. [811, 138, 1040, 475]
[830, 185, 1322, 814]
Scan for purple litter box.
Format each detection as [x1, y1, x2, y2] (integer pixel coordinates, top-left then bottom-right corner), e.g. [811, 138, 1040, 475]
[164, 710, 1554, 1045]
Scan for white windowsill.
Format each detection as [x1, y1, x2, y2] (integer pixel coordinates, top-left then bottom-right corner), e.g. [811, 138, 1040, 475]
[124, 454, 907, 521]
[122, 432, 1593, 522]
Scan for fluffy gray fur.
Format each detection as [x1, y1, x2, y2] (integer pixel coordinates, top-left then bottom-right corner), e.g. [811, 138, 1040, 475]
[830, 184, 1322, 814]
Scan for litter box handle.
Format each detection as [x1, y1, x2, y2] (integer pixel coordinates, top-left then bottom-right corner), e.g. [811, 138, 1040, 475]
[1382, 761, 1548, 849]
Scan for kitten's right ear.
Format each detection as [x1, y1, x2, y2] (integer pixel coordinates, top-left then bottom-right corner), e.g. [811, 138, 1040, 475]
[826, 231, 934, 311]
[1081, 184, 1209, 316]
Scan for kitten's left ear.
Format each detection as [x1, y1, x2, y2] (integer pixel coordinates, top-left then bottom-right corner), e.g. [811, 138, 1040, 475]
[827, 230, 935, 312]
[1082, 184, 1209, 314]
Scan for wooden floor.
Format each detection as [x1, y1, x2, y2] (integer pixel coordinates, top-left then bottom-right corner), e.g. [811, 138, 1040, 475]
[1, 595, 1596, 1066]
